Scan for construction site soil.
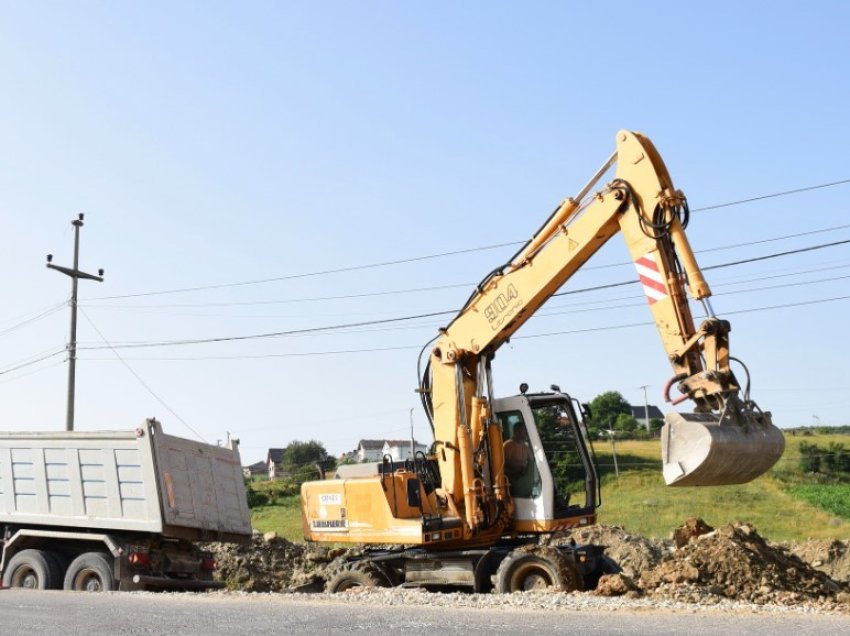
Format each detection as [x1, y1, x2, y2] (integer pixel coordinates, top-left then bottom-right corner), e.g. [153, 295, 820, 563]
[210, 520, 850, 610]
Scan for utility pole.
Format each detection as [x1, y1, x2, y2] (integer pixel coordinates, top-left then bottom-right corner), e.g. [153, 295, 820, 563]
[606, 419, 620, 478]
[410, 408, 415, 460]
[638, 384, 651, 432]
[47, 214, 104, 432]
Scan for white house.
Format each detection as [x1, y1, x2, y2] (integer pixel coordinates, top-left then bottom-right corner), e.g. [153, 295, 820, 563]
[382, 439, 429, 462]
[630, 405, 664, 429]
[356, 438, 429, 462]
[356, 439, 385, 462]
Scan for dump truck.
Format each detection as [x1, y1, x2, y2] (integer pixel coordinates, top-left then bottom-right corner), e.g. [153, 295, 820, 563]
[0, 418, 251, 591]
[302, 129, 785, 593]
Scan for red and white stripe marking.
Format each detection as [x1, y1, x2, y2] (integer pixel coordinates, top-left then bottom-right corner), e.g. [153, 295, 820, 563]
[634, 253, 668, 305]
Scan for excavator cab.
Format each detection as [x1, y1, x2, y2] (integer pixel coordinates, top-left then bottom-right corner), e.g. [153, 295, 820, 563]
[493, 389, 599, 529]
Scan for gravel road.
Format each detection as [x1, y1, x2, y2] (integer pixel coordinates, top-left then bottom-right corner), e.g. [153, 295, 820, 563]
[1, 589, 847, 635]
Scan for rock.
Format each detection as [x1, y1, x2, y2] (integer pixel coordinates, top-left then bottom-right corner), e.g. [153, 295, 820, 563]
[672, 517, 714, 548]
[594, 573, 638, 597]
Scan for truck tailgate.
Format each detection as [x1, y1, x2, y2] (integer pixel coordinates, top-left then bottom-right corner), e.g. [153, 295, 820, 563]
[152, 425, 252, 540]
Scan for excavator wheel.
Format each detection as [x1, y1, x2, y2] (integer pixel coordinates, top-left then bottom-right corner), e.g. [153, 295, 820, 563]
[495, 545, 583, 594]
[325, 560, 391, 593]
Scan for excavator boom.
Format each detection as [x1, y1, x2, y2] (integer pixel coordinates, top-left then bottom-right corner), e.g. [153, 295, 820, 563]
[423, 130, 784, 537]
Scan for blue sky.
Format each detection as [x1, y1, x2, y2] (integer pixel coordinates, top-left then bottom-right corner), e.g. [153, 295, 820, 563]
[1, 2, 848, 462]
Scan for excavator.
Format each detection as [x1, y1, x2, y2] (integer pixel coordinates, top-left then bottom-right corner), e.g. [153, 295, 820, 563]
[301, 130, 785, 593]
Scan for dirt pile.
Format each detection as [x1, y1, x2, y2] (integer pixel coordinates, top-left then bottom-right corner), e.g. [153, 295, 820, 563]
[550, 524, 670, 579]
[210, 532, 344, 592]
[637, 521, 847, 605]
[209, 522, 849, 607]
[784, 539, 850, 583]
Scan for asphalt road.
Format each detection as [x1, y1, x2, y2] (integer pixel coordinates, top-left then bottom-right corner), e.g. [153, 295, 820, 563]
[0, 590, 847, 635]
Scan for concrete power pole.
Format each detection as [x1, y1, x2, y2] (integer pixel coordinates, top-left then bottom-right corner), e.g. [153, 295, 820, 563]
[638, 384, 651, 432]
[47, 214, 104, 431]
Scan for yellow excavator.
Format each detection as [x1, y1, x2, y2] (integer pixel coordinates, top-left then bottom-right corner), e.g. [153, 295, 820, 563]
[301, 130, 785, 593]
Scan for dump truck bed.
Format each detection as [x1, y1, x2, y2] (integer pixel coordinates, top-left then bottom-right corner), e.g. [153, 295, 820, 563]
[0, 419, 251, 542]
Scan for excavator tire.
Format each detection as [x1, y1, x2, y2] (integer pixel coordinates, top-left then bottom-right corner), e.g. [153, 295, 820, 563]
[495, 545, 583, 594]
[325, 560, 391, 593]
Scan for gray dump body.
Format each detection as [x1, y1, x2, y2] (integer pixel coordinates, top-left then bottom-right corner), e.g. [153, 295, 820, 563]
[0, 419, 251, 542]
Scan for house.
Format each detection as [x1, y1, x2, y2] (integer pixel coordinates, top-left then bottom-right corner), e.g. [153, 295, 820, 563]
[267, 448, 284, 479]
[356, 440, 386, 462]
[382, 439, 429, 462]
[242, 461, 267, 478]
[356, 439, 429, 462]
[630, 405, 664, 429]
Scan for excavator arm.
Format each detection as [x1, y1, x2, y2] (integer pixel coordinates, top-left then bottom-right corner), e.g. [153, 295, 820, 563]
[422, 130, 784, 537]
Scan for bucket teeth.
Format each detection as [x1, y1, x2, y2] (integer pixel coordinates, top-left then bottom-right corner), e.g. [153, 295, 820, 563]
[661, 399, 785, 487]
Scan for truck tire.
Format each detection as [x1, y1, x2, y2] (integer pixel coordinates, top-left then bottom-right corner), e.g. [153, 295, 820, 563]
[325, 561, 390, 592]
[63, 552, 115, 592]
[2, 549, 61, 590]
[495, 545, 583, 593]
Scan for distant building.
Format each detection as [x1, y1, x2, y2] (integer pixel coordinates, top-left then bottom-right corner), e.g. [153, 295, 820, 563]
[357, 439, 429, 462]
[267, 448, 284, 479]
[630, 405, 664, 429]
[356, 440, 386, 462]
[243, 461, 267, 478]
[382, 439, 428, 462]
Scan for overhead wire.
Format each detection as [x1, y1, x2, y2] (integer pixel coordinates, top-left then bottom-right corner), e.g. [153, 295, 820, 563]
[78, 308, 207, 442]
[78, 222, 850, 311]
[83, 178, 850, 302]
[73, 238, 850, 352]
[76, 293, 850, 361]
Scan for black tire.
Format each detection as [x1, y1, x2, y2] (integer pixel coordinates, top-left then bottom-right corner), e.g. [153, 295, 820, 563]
[46, 551, 68, 583]
[325, 561, 390, 593]
[63, 552, 115, 592]
[2, 549, 61, 590]
[495, 545, 584, 593]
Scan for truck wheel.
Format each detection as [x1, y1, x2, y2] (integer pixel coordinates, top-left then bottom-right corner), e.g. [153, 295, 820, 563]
[2, 549, 61, 590]
[63, 553, 115, 592]
[495, 546, 583, 593]
[326, 562, 390, 592]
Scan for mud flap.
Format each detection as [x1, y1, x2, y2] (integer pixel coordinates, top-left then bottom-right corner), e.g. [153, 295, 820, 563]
[661, 399, 785, 487]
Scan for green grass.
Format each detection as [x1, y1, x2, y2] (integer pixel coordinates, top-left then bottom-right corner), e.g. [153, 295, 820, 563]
[596, 469, 850, 541]
[250, 495, 304, 540]
[788, 484, 850, 521]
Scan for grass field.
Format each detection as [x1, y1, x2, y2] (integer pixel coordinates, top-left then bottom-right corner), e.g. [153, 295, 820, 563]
[250, 432, 850, 544]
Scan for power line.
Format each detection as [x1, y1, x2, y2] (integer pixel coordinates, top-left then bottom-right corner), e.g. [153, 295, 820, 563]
[81, 222, 850, 310]
[76, 293, 850, 360]
[552, 238, 850, 298]
[0, 301, 68, 338]
[691, 178, 850, 212]
[84, 178, 850, 302]
[74, 239, 850, 351]
[0, 349, 67, 376]
[79, 309, 207, 443]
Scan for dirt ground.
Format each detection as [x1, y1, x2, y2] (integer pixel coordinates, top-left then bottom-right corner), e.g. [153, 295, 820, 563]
[211, 520, 850, 606]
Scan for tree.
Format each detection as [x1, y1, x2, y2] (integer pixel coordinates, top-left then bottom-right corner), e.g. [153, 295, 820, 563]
[281, 440, 335, 483]
[587, 391, 632, 434]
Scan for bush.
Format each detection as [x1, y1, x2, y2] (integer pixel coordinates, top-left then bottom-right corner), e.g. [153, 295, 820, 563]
[246, 489, 270, 508]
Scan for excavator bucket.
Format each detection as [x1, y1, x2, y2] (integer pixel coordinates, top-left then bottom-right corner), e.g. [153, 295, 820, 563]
[661, 400, 785, 487]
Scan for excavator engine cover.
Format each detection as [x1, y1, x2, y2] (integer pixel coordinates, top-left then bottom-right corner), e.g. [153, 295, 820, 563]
[661, 401, 785, 487]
